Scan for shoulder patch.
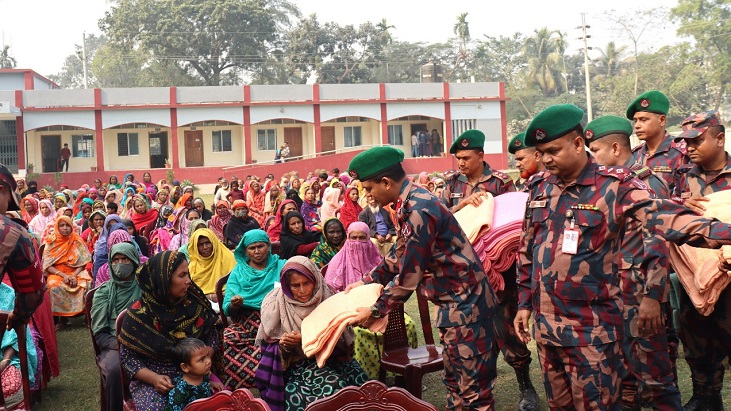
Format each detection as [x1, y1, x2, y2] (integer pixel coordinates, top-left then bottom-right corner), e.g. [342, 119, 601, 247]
[630, 177, 649, 190]
[596, 165, 633, 181]
[525, 171, 548, 187]
[492, 170, 513, 183]
[671, 139, 688, 155]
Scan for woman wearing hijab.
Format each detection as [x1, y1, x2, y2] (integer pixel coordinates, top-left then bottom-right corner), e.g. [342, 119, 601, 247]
[76, 203, 93, 233]
[118, 251, 221, 411]
[105, 188, 123, 209]
[124, 173, 135, 184]
[122, 219, 150, 258]
[246, 180, 267, 227]
[192, 198, 213, 221]
[417, 171, 429, 187]
[175, 192, 193, 212]
[300, 187, 321, 232]
[28, 199, 56, 236]
[208, 200, 232, 243]
[90, 242, 142, 411]
[93, 214, 124, 277]
[338, 187, 362, 231]
[309, 218, 345, 269]
[92, 199, 106, 213]
[168, 208, 201, 253]
[130, 194, 159, 238]
[265, 200, 298, 243]
[177, 219, 207, 261]
[81, 210, 107, 253]
[169, 186, 182, 208]
[279, 212, 320, 260]
[319, 187, 340, 221]
[263, 183, 284, 220]
[21, 196, 39, 224]
[188, 228, 236, 311]
[53, 192, 68, 211]
[323, 222, 379, 292]
[224, 200, 261, 250]
[141, 172, 156, 190]
[152, 189, 170, 210]
[108, 175, 122, 190]
[146, 205, 174, 254]
[42, 216, 93, 328]
[222, 229, 285, 390]
[285, 189, 302, 211]
[21, 180, 38, 197]
[254, 256, 367, 411]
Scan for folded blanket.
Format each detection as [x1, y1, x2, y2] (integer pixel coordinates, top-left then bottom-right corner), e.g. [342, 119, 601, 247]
[454, 193, 494, 243]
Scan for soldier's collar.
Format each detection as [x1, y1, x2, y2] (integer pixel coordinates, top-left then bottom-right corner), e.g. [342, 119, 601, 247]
[690, 153, 731, 177]
[457, 162, 493, 183]
[395, 180, 412, 214]
[546, 154, 597, 187]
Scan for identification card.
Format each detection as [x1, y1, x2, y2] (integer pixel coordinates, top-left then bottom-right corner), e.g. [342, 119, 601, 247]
[561, 229, 579, 255]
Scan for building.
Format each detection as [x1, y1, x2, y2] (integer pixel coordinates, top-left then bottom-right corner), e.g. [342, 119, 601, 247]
[0, 69, 509, 186]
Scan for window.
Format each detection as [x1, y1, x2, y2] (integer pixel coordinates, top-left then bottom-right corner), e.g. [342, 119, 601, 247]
[387, 125, 403, 145]
[117, 133, 139, 156]
[344, 126, 362, 148]
[72, 134, 95, 158]
[257, 129, 276, 151]
[212, 130, 232, 152]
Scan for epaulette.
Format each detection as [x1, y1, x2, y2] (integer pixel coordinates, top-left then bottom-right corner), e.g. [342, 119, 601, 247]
[671, 139, 688, 155]
[492, 169, 513, 184]
[596, 165, 633, 182]
[675, 163, 694, 174]
[629, 163, 652, 180]
[525, 171, 548, 187]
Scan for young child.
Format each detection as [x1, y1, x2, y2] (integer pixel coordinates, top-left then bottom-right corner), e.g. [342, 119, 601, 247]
[163, 338, 213, 411]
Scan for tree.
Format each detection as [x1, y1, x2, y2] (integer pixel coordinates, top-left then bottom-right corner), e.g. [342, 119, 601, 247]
[0, 45, 16, 69]
[471, 33, 526, 83]
[48, 34, 107, 89]
[522, 27, 567, 97]
[99, 0, 300, 86]
[593, 41, 628, 79]
[444, 12, 471, 81]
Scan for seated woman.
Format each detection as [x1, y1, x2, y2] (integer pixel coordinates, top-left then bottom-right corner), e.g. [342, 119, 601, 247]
[255, 256, 368, 411]
[338, 187, 362, 231]
[130, 194, 159, 239]
[28, 199, 56, 238]
[221, 229, 285, 390]
[188, 228, 236, 311]
[95, 229, 146, 287]
[42, 216, 93, 329]
[309, 218, 345, 269]
[319, 187, 341, 221]
[224, 200, 260, 250]
[93, 214, 125, 278]
[208, 201, 232, 243]
[81, 210, 107, 254]
[169, 208, 201, 253]
[265, 199, 298, 243]
[299, 187, 321, 232]
[90, 243, 142, 411]
[279, 212, 320, 260]
[119, 250, 221, 411]
[123, 219, 151, 258]
[0, 283, 39, 408]
[192, 198, 213, 221]
[178, 219, 208, 261]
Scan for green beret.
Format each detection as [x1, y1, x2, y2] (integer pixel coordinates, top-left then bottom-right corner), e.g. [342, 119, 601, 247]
[348, 146, 405, 182]
[583, 116, 633, 145]
[525, 104, 584, 146]
[508, 132, 529, 154]
[450, 129, 485, 154]
[626, 90, 669, 119]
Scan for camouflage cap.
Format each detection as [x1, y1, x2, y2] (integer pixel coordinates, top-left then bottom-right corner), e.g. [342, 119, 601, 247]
[0, 164, 20, 211]
[525, 104, 585, 146]
[584, 116, 633, 146]
[348, 146, 405, 182]
[450, 129, 485, 154]
[508, 132, 530, 154]
[626, 90, 669, 119]
[676, 110, 723, 140]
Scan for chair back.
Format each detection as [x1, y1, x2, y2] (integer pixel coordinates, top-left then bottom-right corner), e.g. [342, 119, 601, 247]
[304, 380, 438, 411]
[270, 241, 281, 257]
[215, 274, 230, 327]
[415, 291, 435, 345]
[0, 312, 33, 410]
[115, 309, 137, 411]
[380, 302, 409, 353]
[184, 388, 271, 411]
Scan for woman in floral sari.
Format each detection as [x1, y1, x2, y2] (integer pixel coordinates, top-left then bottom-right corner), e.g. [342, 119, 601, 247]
[42, 215, 93, 329]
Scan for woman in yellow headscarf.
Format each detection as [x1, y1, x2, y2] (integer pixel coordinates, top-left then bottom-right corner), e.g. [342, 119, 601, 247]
[188, 227, 236, 312]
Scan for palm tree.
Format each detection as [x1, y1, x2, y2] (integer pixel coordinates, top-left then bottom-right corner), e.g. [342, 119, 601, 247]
[376, 18, 395, 43]
[593, 42, 628, 78]
[522, 28, 567, 97]
[0, 45, 17, 69]
[453, 12, 470, 53]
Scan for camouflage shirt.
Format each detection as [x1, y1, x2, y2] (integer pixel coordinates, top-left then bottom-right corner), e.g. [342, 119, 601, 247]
[363, 180, 498, 329]
[632, 132, 689, 193]
[672, 153, 731, 200]
[518, 155, 731, 347]
[441, 162, 515, 209]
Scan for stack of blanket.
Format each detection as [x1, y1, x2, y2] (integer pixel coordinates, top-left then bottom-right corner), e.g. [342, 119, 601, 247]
[669, 190, 731, 316]
[456, 192, 529, 292]
[301, 283, 387, 367]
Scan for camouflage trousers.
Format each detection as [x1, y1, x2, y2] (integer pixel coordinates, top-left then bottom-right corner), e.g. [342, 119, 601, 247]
[677, 283, 731, 391]
[440, 321, 497, 411]
[537, 341, 622, 411]
[620, 303, 682, 410]
[492, 265, 532, 370]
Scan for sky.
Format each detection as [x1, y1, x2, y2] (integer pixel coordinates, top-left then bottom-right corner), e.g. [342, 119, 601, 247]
[0, 0, 680, 78]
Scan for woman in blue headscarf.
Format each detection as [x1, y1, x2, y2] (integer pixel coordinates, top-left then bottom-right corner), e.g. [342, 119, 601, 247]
[92, 214, 124, 279]
[221, 229, 286, 390]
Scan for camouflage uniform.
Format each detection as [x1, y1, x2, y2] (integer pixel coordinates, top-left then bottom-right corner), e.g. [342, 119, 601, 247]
[441, 162, 515, 210]
[518, 155, 731, 410]
[365, 180, 498, 410]
[632, 132, 689, 194]
[619, 162, 681, 410]
[672, 153, 731, 394]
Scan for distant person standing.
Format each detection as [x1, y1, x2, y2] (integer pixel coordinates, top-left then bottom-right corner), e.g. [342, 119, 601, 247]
[418, 130, 428, 157]
[431, 129, 442, 156]
[60, 143, 71, 172]
[280, 141, 290, 162]
[411, 132, 420, 157]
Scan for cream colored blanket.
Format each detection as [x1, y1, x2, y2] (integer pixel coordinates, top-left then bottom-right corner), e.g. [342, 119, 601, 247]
[454, 193, 495, 243]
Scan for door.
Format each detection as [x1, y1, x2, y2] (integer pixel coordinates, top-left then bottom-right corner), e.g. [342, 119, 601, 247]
[41, 135, 61, 173]
[184, 130, 204, 167]
[410, 123, 427, 137]
[149, 132, 168, 169]
[284, 127, 303, 160]
[321, 126, 335, 155]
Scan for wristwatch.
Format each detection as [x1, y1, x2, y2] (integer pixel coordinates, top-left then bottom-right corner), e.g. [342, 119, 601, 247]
[370, 305, 382, 319]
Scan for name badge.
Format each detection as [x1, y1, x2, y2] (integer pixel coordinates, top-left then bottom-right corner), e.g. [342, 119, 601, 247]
[562, 229, 579, 255]
[529, 200, 547, 208]
[450, 193, 464, 198]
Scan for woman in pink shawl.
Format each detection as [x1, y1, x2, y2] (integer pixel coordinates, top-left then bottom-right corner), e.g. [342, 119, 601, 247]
[28, 199, 56, 237]
[319, 187, 341, 221]
[323, 222, 382, 292]
[417, 171, 429, 187]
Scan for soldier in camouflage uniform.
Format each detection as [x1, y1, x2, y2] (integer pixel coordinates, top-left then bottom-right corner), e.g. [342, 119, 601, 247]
[348, 146, 499, 411]
[510, 132, 545, 192]
[444, 130, 538, 410]
[585, 116, 680, 411]
[514, 104, 731, 411]
[671, 111, 729, 411]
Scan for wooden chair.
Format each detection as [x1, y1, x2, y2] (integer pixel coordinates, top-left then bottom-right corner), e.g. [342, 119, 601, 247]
[216, 274, 230, 327]
[0, 312, 33, 410]
[84, 287, 107, 411]
[377, 292, 443, 399]
[115, 310, 137, 411]
[184, 388, 271, 411]
[304, 380, 437, 411]
[270, 241, 281, 257]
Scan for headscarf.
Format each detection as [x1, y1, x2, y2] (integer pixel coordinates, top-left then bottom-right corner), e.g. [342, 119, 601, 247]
[279, 211, 320, 260]
[188, 228, 236, 295]
[108, 176, 121, 190]
[105, 189, 123, 208]
[95, 229, 146, 287]
[92, 199, 106, 212]
[53, 192, 68, 209]
[176, 192, 193, 210]
[84, 210, 107, 251]
[310, 218, 345, 268]
[130, 194, 159, 233]
[246, 180, 267, 227]
[223, 229, 285, 315]
[95, 214, 124, 258]
[28, 199, 56, 235]
[21, 196, 39, 224]
[121, 186, 137, 207]
[324, 222, 382, 292]
[42, 216, 92, 272]
[299, 181, 311, 199]
[208, 200, 231, 242]
[418, 172, 429, 186]
[339, 187, 362, 231]
[118, 251, 218, 363]
[265, 199, 297, 243]
[264, 185, 284, 217]
[90, 242, 142, 336]
[319, 187, 341, 221]
[286, 189, 302, 210]
[24, 180, 38, 196]
[338, 173, 351, 187]
[155, 205, 174, 230]
[153, 189, 171, 210]
[224, 202, 260, 250]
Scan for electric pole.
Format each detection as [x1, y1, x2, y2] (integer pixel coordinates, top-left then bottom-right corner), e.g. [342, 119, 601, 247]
[82, 32, 89, 89]
[578, 13, 593, 121]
